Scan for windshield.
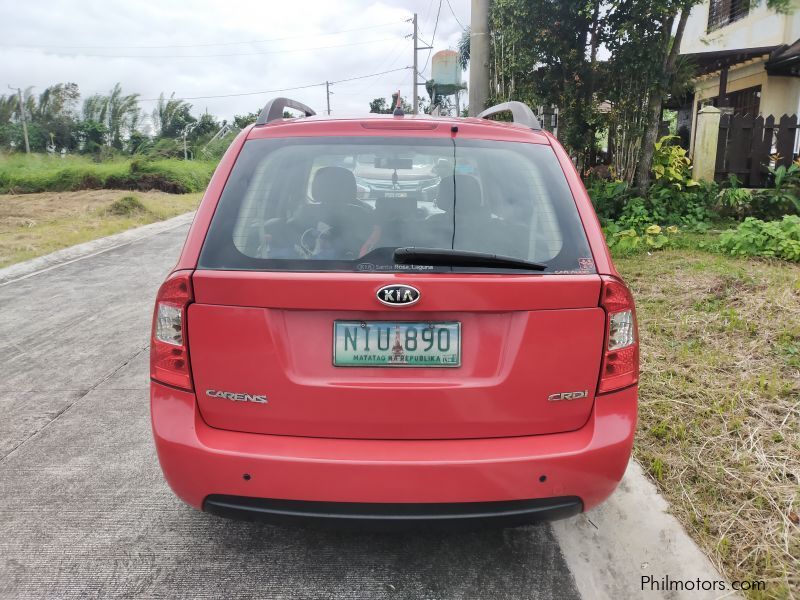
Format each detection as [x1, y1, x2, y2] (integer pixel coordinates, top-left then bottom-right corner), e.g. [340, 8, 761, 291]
[198, 136, 595, 273]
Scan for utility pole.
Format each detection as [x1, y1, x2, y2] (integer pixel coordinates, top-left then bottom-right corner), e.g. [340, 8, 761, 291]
[8, 85, 30, 153]
[412, 14, 418, 115]
[468, 0, 490, 116]
[412, 13, 432, 115]
[182, 123, 197, 161]
[325, 81, 331, 115]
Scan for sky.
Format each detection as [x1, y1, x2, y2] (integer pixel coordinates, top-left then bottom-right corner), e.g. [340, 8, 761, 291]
[0, 0, 470, 126]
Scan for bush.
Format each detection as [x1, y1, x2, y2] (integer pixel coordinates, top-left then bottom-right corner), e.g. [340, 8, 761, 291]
[107, 195, 148, 216]
[604, 222, 680, 256]
[717, 216, 800, 262]
[651, 135, 693, 189]
[586, 178, 630, 221]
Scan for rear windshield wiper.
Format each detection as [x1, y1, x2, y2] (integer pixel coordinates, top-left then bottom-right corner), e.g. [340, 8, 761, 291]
[393, 247, 547, 271]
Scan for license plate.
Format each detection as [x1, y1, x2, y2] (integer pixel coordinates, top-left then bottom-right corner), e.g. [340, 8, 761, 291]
[382, 191, 409, 198]
[333, 321, 461, 367]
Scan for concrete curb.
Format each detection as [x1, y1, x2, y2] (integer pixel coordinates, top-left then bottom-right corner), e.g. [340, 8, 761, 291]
[553, 460, 740, 600]
[0, 211, 195, 286]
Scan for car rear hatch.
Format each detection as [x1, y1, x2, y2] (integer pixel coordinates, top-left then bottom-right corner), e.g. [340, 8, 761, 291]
[189, 272, 603, 439]
[187, 131, 605, 440]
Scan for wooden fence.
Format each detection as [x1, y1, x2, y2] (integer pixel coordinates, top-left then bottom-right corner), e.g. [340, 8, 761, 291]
[715, 114, 798, 187]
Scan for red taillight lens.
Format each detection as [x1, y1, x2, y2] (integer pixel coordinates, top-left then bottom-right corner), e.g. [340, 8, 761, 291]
[598, 276, 639, 394]
[150, 270, 194, 390]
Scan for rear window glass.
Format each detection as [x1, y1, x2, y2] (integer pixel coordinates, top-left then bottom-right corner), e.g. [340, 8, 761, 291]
[198, 136, 595, 273]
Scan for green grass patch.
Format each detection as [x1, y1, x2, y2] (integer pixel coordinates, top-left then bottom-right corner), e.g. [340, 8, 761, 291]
[0, 153, 216, 194]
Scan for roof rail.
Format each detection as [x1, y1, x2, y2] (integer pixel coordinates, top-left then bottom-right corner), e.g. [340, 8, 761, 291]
[477, 101, 541, 130]
[255, 97, 316, 126]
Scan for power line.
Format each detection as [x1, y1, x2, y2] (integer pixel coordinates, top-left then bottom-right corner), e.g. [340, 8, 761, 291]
[444, 0, 466, 29]
[137, 67, 412, 102]
[12, 36, 402, 59]
[0, 20, 408, 50]
[421, 0, 443, 74]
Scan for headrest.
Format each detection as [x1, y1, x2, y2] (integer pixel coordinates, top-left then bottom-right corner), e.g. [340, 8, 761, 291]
[436, 175, 483, 213]
[312, 166, 356, 205]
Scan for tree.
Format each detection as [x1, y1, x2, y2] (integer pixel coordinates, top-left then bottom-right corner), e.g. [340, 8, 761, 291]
[369, 95, 412, 114]
[151, 93, 195, 139]
[82, 83, 140, 150]
[489, 0, 605, 169]
[233, 111, 259, 128]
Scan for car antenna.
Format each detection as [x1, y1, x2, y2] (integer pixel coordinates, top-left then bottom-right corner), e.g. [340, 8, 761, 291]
[392, 90, 404, 117]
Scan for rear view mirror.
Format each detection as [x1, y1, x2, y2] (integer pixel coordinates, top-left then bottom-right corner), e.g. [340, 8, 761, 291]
[374, 157, 413, 170]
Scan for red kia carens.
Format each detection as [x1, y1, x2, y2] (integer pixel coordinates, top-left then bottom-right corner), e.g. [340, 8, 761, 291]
[150, 98, 638, 528]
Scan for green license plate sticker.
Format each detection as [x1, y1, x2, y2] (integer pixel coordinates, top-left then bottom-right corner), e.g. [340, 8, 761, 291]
[333, 321, 461, 367]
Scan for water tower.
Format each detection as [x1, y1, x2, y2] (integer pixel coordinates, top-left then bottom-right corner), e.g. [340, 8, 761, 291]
[426, 50, 466, 116]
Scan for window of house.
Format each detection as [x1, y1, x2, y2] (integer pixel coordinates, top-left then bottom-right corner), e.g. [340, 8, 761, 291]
[695, 85, 761, 117]
[707, 0, 750, 32]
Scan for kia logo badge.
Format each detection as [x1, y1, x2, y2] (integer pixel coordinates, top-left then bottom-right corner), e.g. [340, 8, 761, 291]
[376, 284, 420, 307]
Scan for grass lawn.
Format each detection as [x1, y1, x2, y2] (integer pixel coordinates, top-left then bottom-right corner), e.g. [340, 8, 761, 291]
[0, 190, 201, 268]
[0, 154, 216, 194]
[618, 248, 800, 598]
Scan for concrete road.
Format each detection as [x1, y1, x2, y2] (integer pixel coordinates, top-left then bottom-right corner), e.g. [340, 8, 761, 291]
[0, 217, 731, 600]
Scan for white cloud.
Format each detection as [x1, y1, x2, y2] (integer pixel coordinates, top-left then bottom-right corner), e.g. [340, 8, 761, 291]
[0, 0, 470, 121]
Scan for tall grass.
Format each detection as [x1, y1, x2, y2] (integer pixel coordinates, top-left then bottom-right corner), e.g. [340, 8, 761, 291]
[0, 153, 216, 194]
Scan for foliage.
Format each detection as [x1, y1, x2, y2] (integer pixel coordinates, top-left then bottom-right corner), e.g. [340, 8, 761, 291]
[604, 222, 680, 255]
[758, 158, 800, 216]
[588, 175, 717, 234]
[457, 28, 470, 70]
[651, 135, 694, 188]
[233, 111, 259, 129]
[0, 153, 215, 194]
[151, 93, 195, 139]
[82, 84, 141, 151]
[586, 178, 630, 221]
[717, 216, 800, 262]
[0, 82, 227, 160]
[716, 175, 754, 219]
[488, 0, 605, 166]
[106, 195, 148, 216]
[369, 95, 412, 114]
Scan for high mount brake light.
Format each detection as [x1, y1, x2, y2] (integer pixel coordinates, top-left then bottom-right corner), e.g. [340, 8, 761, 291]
[598, 276, 639, 394]
[150, 271, 194, 390]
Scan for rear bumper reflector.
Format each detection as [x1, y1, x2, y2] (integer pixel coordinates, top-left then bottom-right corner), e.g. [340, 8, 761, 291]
[203, 495, 583, 530]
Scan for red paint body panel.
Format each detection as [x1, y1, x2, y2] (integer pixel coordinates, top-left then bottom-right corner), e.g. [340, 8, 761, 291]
[189, 303, 604, 439]
[151, 381, 636, 510]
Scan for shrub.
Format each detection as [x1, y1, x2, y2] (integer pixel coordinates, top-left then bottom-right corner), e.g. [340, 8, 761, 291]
[107, 195, 148, 216]
[586, 178, 630, 221]
[651, 135, 693, 189]
[604, 222, 680, 256]
[716, 175, 754, 219]
[717, 216, 800, 262]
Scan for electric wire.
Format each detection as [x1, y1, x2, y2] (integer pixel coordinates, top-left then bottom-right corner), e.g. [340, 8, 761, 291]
[0, 20, 408, 50]
[11, 37, 403, 59]
[421, 0, 443, 74]
[137, 67, 412, 102]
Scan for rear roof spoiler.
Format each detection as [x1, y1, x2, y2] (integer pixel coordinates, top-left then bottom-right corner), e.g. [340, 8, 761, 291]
[477, 101, 541, 131]
[255, 97, 316, 126]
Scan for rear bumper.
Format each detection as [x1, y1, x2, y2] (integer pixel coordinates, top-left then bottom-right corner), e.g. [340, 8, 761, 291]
[151, 383, 637, 517]
[203, 495, 583, 531]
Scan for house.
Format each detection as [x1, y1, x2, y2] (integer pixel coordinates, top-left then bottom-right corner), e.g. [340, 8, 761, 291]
[677, 0, 800, 156]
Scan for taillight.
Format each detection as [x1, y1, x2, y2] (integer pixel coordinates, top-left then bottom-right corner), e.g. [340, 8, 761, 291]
[150, 270, 194, 390]
[598, 275, 639, 394]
